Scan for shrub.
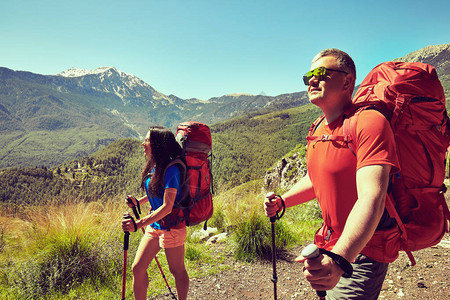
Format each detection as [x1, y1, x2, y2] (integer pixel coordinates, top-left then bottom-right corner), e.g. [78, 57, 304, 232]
[12, 235, 111, 298]
[207, 208, 226, 230]
[7, 201, 124, 299]
[231, 211, 296, 262]
[185, 244, 202, 261]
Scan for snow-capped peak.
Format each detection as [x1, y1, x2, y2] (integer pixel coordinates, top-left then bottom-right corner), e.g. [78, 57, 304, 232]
[55, 66, 167, 104]
[58, 66, 123, 77]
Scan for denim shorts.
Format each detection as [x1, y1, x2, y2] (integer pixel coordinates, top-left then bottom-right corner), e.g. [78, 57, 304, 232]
[326, 254, 389, 300]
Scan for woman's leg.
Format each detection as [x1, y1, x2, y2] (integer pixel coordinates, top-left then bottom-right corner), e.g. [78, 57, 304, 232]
[165, 245, 189, 300]
[132, 235, 161, 300]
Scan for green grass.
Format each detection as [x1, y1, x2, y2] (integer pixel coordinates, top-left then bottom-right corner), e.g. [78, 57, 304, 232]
[0, 182, 322, 299]
[208, 179, 322, 262]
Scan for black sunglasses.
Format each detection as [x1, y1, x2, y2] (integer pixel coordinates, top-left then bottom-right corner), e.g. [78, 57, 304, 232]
[303, 66, 348, 86]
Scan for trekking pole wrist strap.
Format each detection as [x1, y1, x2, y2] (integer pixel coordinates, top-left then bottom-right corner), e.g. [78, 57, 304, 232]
[126, 195, 141, 215]
[275, 195, 286, 220]
[130, 216, 138, 232]
[319, 248, 353, 278]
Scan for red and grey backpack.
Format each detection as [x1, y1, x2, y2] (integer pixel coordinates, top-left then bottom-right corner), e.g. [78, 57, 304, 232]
[159, 121, 214, 230]
[307, 61, 450, 265]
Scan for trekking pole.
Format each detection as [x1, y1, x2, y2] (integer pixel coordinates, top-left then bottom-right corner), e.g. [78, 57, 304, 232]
[125, 196, 145, 235]
[125, 196, 177, 300]
[265, 192, 285, 300]
[301, 244, 326, 300]
[154, 255, 177, 300]
[122, 214, 131, 300]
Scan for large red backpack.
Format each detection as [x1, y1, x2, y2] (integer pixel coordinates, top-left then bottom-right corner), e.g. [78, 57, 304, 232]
[308, 61, 450, 264]
[159, 122, 214, 230]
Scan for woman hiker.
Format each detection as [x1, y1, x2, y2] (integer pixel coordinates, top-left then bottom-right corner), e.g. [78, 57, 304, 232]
[121, 126, 189, 300]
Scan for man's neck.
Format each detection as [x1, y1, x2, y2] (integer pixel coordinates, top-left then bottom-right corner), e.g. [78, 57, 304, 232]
[321, 99, 353, 125]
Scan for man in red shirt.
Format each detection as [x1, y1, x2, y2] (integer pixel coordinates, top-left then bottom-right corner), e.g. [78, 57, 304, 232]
[265, 49, 400, 299]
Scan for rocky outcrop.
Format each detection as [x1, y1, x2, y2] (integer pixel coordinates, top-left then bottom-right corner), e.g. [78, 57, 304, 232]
[264, 147, 307, 191]
[393, 44, 450, 89]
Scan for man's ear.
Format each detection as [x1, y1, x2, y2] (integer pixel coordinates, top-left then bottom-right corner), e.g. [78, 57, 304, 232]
[342, 74, 354, 92]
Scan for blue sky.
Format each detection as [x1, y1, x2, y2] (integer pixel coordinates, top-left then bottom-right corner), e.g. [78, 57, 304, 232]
[1, 0, 449, 100]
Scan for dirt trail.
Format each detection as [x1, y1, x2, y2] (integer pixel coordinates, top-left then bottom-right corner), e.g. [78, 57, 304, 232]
[152, 234, 450, 299]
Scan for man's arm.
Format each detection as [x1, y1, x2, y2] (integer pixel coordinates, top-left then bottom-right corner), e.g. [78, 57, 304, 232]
[264, 173, 316, 217]
[332, 164, 391, 262]
[298, 164, 391, 291]
[282, 172, 316, 208]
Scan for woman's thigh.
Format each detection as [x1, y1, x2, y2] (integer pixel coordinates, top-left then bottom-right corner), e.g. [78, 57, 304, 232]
[132, 235, 161, 272]
[165, 245, 186, 274]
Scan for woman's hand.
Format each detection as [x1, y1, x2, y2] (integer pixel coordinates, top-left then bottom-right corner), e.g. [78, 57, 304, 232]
[121, 214, 138, 232]
[125, 195, 138, 208]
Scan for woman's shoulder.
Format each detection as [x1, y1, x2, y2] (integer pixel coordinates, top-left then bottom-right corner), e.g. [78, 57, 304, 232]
[165, 163, 181, 177]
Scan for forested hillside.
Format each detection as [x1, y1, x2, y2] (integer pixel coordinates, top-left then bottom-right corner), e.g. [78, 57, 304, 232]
[0, 104, 322, 208]
[0, 139, 144, 214]
[3, 39, 449, 208]
[211, 104, 321, 190]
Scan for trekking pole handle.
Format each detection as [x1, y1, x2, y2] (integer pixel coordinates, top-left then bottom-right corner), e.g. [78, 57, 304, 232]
[126, 195, 141, 216]
[301, 244, 326, 300]
[126, 197, 145, 234]
[123, 214, 131, 250]
[265, 192, 285, 221]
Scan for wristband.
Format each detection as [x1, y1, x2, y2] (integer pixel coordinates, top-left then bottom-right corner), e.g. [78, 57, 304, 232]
[319, 248, 353, 278]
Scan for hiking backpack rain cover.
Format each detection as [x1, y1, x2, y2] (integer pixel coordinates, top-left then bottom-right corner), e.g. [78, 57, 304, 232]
[349, 61, 450, 264]
[160, 122, 214, 230]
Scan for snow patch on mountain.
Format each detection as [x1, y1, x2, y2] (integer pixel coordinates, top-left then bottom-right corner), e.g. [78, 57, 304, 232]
[56, 66, 173, 105]
[58, 66, 123, 78]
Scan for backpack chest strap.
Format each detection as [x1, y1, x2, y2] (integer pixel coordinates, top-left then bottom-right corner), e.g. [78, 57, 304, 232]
[306, 135, 351, 142]
[307, 113, 356, 146]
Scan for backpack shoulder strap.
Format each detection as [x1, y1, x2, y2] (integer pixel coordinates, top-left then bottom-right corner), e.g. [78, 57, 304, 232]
[307, 105, 383, 154]
[307, 115, 351, 143]
[165, 158, 187, 184]
[342, 110, 359, 156]
[164, 157, 188, 202]
[307, 115, 326, 138]
[342, 105, 382, 156]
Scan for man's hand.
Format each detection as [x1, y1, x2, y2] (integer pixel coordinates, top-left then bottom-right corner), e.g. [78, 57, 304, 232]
[296, 253, 344, 291]
[264, 195, 282, 218]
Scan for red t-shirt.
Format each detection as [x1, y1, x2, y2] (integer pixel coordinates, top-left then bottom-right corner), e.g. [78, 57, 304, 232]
[307, 109, 401, 262]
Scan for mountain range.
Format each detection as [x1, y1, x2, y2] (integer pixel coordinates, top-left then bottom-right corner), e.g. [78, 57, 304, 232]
[1, 43, 449, 169]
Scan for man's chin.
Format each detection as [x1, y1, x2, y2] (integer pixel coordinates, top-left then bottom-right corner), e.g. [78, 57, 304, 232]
[309, 95, 322, 105]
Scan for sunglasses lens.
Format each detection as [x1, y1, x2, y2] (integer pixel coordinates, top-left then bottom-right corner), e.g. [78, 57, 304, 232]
[303, 67, 326, 85]
[303, 74, 311, 85]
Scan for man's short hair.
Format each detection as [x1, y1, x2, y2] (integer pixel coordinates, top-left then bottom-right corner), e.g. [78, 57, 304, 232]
[313, 48, 356, 81]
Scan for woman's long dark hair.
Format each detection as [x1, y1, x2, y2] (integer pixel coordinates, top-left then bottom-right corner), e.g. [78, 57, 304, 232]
[141, 126, 182, 197]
